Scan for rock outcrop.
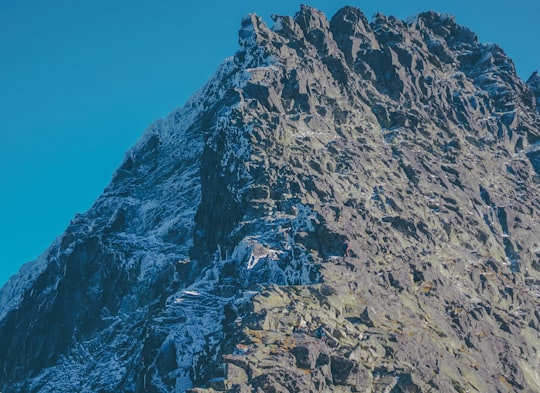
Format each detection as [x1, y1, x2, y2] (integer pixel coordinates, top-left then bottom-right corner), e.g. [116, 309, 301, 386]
[1, 5, 540, 393]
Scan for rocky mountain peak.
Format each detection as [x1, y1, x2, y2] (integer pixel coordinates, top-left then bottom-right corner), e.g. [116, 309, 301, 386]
[412, 11, 478, 45]
[1, 5, 540, 393]
[330, 6, 379, 64]
[239, 13, 270, 49]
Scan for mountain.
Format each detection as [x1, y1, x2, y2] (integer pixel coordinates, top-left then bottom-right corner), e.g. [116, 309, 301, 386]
[2, 5, 540, 392]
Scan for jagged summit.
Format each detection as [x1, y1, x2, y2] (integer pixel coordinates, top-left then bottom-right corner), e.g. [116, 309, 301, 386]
[1, 5, 540, 393]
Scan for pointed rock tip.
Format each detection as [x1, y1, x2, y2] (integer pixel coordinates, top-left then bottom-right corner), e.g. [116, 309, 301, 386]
[329, 5, 378, 63]
[372, 12, 397, 22]
[294, 4, 330, 30]
[410, 10, 477, 44]
[240, 13, 262, 28]
[269, 12, 304, 38]
[299, 3, 322, 14]
[331, 6, 370, 27]
[239, 12, 271, 47]
[370, 12, 407, 30]
[527, 70, 540, 88]
[416, 10, 456, 25]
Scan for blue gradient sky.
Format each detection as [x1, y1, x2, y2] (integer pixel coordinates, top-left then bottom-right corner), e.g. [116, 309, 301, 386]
[1, 0, 539, 287]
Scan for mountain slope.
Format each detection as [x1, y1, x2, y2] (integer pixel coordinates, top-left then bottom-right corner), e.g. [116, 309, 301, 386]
[2, 5, 540, 392]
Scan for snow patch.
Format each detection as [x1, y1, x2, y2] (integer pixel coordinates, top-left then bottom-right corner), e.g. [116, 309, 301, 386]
[232, 237, 282, 270]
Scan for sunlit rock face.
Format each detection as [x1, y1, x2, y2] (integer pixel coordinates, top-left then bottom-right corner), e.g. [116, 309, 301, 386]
[2, 5, 540, 393]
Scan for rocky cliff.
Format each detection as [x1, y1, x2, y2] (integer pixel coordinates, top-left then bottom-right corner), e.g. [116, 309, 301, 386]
[2, 5, 540, 393]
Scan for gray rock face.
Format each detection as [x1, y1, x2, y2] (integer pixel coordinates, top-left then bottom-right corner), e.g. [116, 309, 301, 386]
[2, 5, 540, 392]
[527, 71, 540, 111]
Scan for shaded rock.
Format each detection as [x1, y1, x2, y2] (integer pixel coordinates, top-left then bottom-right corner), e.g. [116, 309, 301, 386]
[330, 356, 372, 387]
[359, 307, 375, 328]
[291, 345, 318, 369]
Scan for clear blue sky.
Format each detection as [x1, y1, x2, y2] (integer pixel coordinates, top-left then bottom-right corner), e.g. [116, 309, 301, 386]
[1, 0, 539, 287]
